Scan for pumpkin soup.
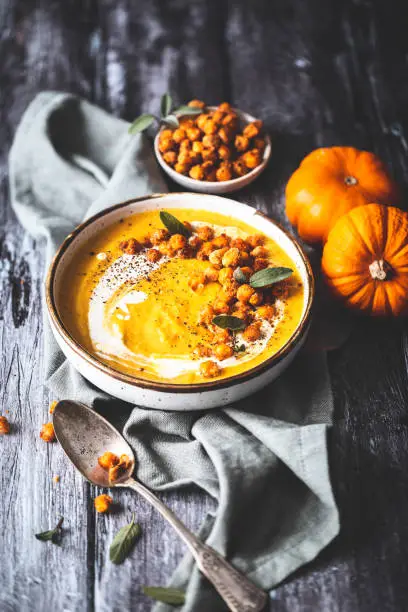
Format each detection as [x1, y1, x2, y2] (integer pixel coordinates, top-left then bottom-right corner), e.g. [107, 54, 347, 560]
[58, 209, 304, 384]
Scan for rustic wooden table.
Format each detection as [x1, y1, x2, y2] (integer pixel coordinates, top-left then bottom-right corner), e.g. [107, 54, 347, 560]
[1, 1, 408, 611]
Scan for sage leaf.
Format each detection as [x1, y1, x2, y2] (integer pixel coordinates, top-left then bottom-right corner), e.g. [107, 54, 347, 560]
[174, 104, 202, 116]
[128, 114, 156, 135]
[233, 267, 247, 284]
[212, 315, 246, 331]
[161, 114, 179, 129]
[160, 211, 191, 237]
[249, 266, 293, 288]
[109, 514, 141, 564]
[142, 586, 186, 606]
[160, 93, 172, 118]
[35, 517, 64, 544]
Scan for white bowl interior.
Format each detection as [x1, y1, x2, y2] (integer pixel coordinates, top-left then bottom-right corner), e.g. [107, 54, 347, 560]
[52, 193, 311, 333]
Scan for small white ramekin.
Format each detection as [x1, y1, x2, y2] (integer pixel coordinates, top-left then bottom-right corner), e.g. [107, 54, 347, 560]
[154, 107, 271, 194]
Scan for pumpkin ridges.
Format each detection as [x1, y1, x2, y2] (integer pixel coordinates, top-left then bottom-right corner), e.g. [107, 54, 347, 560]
[286, 147, 399, 244]
[322, 203, 408, 316]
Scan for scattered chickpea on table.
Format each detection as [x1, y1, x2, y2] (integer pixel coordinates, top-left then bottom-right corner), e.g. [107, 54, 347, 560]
[158, 100, 266, 181]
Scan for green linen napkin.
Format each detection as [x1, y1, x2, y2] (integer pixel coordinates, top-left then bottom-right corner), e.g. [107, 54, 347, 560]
[10, 92, 339, 612]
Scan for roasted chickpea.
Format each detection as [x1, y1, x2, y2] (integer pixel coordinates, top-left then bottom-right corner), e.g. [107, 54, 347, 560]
[0, 416, 10, 434]
[163, 151, 177, 166]
[220, 279, 239, 302]
[201, 148, 217, 164]
[188, 273, 206, 292]
[175, 162, 190, 175]
[228, 238, 245, 251]
[188, 234, 203, 250]
[169, 234, 187, 250]
[158, 137, 175, 153]
[200, 360, 221, 378]
[218, 102, 232, 113]
[40, 422, 56, 443]
[204, 265, 219, 282]
[196, 225, 214, 241]
[243, 120, 263, 139]
[249, 290, 263, 307]
[222, 113, 238, 131]
[188, 164, 204, 180]
[150, 228, 170, 245]
[94, 494, 113, 514]
[159, 129, 173, 141]
[198, 305, 215, 326]
[192, 140, 205, 154]
[212, 233, 230, 249]
[218, 144, 231, 160]
[218, 267, 234, 285]
[179, 138, 191, 151]
[209, 247, 229, 269]
[235, 135, 250, 152]
[172, 128, 187, 144]
[218, 127, 233, 144]
[241, 149, 261, 169]
[212, 328, 232, 344]
[222, 247, 240, 268]
[232, 304, 251, 322]
[146, 248, 162, 263]
[202, 134, 221, 148]
[188, 99, 206, 109]
[246, 234, 265, 248]
[251, 246, 269, 258]
[193, 344, 212, 358]
[201, 160, 215, 176]
[206, 170, 217, 182]
[243, 321, 262, 342]
[158, 241, 176, 257]
[253, 258, 269, 271]
[196, 241, 215, 260]
[108, 454, 131, 483]
[179, 117, 195, 129]
[178, 150, 194, 166]
[256, 304, 275, 321]
[216, 164, 233, 182]
[197, 113, 209, 130]
[237, 284, 255, 303]
[119, 238, 142, 254]
[212, 109, 225, 124]
[213, 298, 230, 314]
[186, 127, 202, 141]
[98, 451, 119, 470]
[203, 119, 218, 135]
[214, 343, 234, 361]
[232, 160, 248, 177]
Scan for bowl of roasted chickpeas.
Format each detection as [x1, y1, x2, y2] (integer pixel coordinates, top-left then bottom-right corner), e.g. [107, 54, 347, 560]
[154, 100, 271, 193]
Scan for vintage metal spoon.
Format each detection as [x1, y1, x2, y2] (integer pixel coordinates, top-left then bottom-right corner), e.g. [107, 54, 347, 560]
[53, 400, 267, 612]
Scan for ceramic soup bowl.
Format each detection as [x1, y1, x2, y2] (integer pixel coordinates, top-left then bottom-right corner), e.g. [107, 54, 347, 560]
[46, 192, 314, 410]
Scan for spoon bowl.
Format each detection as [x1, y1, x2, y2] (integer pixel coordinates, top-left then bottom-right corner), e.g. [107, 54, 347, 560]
[53, 400, 135, 487]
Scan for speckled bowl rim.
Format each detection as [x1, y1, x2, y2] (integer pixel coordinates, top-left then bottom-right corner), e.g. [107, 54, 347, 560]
[46, 193, 314, 394]
[153, 106, 272, 188]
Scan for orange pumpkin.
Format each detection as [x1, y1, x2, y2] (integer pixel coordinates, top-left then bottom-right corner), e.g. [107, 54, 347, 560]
[322, 204, 408, 316]
[286, 147, 399, 244]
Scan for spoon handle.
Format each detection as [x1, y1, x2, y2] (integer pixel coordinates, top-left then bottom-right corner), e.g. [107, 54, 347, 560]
[124, 478, 267, 612]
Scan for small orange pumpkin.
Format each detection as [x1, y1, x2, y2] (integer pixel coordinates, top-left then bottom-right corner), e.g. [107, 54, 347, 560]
[286, 147, 399, 244]
[322, 204, 408, 316]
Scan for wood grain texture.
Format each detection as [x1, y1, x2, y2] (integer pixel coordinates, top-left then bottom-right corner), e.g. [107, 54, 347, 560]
[1, 0, 408, 611]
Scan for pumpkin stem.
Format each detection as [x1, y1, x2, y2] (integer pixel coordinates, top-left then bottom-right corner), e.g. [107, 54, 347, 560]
[344, 175, 358, 186]
[369, 259, 391, 281]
